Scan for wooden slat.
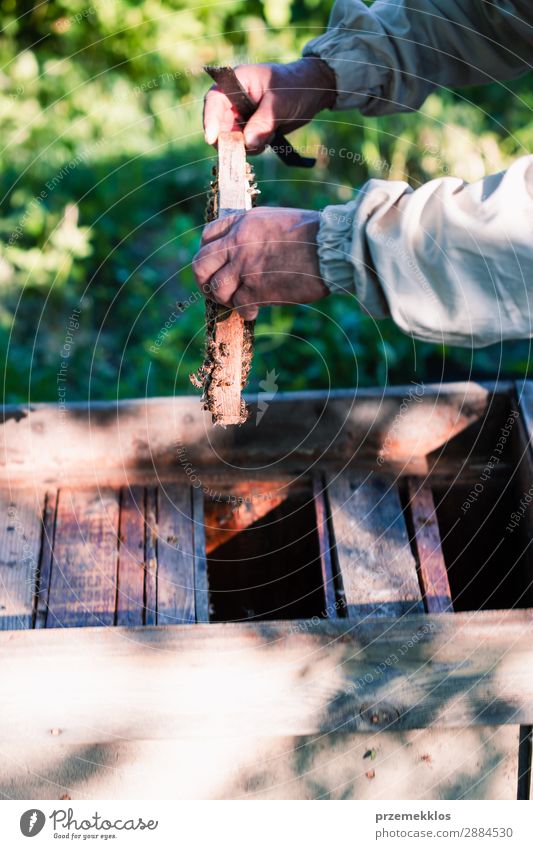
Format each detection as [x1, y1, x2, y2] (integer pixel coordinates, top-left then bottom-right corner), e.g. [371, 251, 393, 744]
[47, 488, 120, 628]
[116, 486, 145, 627]
[0, 489, 44, 630]
[327, 472, 424, 618]
[203, 130, 252, 426]
[0, 383, 511, 486]
[192, 487, 209, 623]
[144, 487, 157, 626]
[406, 477, 453, 613]
[0, 726, 518, 800]
[34, 489, 58, 629]
[156, 484, 195, 624]
[1, 611, 533, 742]
[312, 475, 339, 617]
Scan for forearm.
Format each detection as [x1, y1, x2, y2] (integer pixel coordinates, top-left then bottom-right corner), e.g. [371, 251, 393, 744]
[317, 155, 533, 347]
[303, 0, 532, 115]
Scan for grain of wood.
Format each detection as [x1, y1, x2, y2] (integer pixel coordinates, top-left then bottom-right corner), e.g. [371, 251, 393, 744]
[406, 477, 453, 613]
[0, 489, 44, 630]
[327, 472, 424, 618]
[0, 384, 510, 486]
[195, 131, 254, 426]
[1, 611, 533, 742]
[157, 484, 195, 624]
[47, 488, 120, 628]
[0, 726, 518, 800]
[116, 486, 145, 627]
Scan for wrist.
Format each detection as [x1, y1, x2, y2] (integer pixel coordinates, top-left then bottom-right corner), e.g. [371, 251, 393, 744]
[297, 57, 337, 110]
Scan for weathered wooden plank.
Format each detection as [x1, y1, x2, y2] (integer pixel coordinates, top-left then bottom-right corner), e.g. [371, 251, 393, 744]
[313, 476, 339, 617]
[0, 726, 518, 800]
[200, 131, 253, 426]
[192, 486, 209, 623]
[218, 129, 252, 216]
[157, 484, 195, 624]
[327, 472, 424, 618]
[144, 487, 157, 626]
[0, 489, 44, 630]
[1, 611, 533, 742]
[34, 489, 58, 629]
[116, 486, 145, 627]
[406, 478, 453, 613]
[0, 383, 512, 486]
[47, 489, 120, 628]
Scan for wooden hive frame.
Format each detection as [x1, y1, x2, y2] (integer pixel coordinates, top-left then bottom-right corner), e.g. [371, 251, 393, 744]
[191, 131, 257, 426]
[0, 380, 532, 799]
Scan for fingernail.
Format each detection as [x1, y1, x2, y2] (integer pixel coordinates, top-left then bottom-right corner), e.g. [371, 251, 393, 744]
[244, 130, 260, 148]
[205, 121, 218, 145]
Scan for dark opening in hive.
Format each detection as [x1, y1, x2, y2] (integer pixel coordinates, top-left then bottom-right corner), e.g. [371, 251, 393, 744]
[204, 483, 327, 622]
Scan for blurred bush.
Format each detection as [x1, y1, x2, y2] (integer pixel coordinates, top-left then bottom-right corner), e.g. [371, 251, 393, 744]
[0, 0, 531, 402]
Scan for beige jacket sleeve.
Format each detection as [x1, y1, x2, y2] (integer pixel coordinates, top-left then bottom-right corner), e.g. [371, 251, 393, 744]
[317, 157, 533, 347]
[303, 0, 532, 114]
[303, 0, 533, 347]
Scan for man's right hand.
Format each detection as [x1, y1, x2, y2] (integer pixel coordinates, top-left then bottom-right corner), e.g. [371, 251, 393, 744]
[203, 58, 336, 154]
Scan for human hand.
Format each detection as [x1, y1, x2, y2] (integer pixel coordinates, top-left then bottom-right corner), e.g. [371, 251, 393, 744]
[192, 208, 329, 321]
[203, 58, 336, 154]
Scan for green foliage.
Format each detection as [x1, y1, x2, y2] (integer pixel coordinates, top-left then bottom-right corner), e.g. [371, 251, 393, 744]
[0, 0, 531, 403]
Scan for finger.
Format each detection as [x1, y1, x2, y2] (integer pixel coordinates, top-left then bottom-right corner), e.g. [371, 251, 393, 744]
[200, 213, 244, 246]
[232, 285, 259, 321]
[209, 262, 241, 306]
[203, 87, 238, 145]
[243, 90, 277, 152]
[192, 238, 229, 292]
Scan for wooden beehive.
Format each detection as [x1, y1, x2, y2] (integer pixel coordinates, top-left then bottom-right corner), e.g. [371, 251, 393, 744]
[1, 381, 532, 800]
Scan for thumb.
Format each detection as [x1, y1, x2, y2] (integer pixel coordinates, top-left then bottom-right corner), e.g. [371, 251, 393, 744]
[243, 91, 277, 152]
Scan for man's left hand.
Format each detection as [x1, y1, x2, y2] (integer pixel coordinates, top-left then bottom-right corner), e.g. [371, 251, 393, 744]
[192, 208, 329, 321]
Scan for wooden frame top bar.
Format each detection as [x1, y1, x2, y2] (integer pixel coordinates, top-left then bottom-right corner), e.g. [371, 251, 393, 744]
[0, 381, 515, 486]
[1, 609, 532, 741]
